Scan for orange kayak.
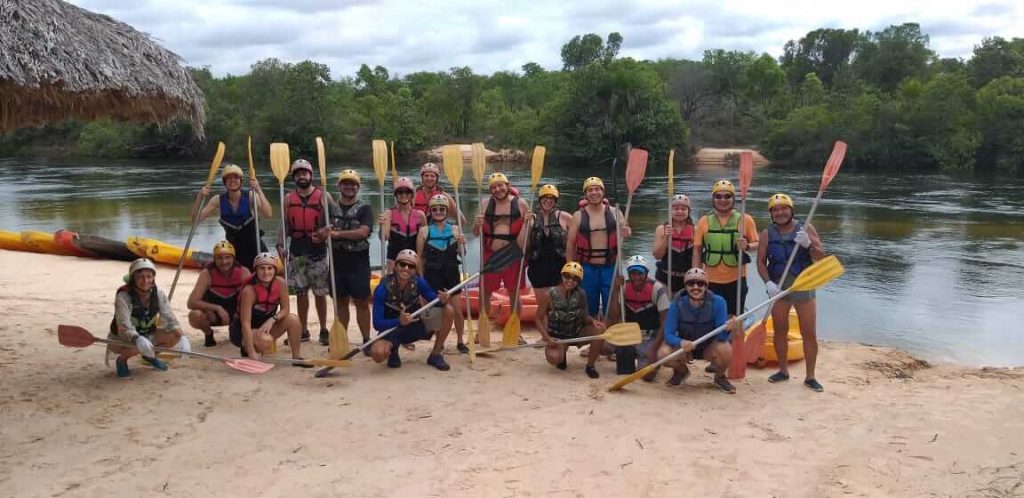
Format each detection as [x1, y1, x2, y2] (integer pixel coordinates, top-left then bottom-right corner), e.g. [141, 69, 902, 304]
[54, 230, 96, 258]
[467, 286, 537, 316]
[491, 300, 539, 325]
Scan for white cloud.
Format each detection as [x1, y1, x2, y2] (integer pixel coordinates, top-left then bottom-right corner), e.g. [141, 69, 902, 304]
[69, 0, 1024, 76]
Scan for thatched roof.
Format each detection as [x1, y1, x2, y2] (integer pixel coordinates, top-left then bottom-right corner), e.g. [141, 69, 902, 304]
[0, 0, 205, 135]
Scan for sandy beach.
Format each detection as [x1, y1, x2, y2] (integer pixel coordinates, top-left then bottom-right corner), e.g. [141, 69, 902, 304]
[1, 250, 1021, 497]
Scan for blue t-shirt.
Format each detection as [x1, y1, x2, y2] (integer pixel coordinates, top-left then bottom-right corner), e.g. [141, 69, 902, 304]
[372, 275, 439, 332]
[662, 292, 729, 348]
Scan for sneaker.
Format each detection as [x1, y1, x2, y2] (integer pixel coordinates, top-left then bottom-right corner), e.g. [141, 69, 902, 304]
[705, 363, 715, 373]
[714, 376, 737, 394]
[426, 354, 450, 371]
[387, 346, 402, 368]
[301, 329, 311, 342]
[768, 371, 790, 383]
[141, 356, 168, 371]
[318, 329, 329, 346]
[115, 357, 131, 378]
[804, 378, 824, 392]
[291, 357, 314, 368]
[203, 331, 216, 347]
[585, 366, 600, 379]
[667, 366, 690, 386]
[457, 342, 470, 354]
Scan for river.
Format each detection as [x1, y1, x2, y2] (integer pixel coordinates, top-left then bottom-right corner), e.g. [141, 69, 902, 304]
[2, 156, 1022, 367]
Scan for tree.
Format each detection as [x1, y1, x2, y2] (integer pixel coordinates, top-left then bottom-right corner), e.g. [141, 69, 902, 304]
[975, 76, 1024, 175]
[968, 37, 1024, 88]
[854, 23, 935, 92]
[560, 32, 622, 71]
[780, 28, 864, 89]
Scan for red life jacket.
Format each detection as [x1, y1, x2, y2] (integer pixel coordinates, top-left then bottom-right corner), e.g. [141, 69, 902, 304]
[576, 206, 617, 263]
[624, 279, 661, 331]
[285, 187, 324, 239]
[413, 186, 445, 214]
[250, 277, 281, 315]
[206, 262, 245, 299]
[482, 196, 524, 246]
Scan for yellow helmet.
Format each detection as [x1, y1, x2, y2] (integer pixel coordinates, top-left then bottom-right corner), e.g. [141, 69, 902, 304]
[583, 177, 605, 191]
[428, 194, 448, 209]
[221, 164, 243, 182]
[213, 240, 236, 257]
[337, 169, 361, 185]
[489, 172, 509, 187]
[712, 180, 735, 195]
[560, 261, 584, 281]
[538, 184, 559, 199]
[768, 193, 793, 210]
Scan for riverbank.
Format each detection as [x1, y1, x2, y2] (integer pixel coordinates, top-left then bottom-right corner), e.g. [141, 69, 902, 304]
[1, 250, 1022, 497]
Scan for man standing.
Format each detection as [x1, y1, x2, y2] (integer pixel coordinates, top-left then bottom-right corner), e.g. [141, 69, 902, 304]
[326, 169, 375, 347]
[473, 172, 530, 325]
[413, 162, 461, 221]
[186, 241, 251, 347]
[756, 193, 827, 392]
[566, 177, 630, 316]
[691, 180, 758, 316]
[277, 159, 330, 343]
[194, 164, 273, 269]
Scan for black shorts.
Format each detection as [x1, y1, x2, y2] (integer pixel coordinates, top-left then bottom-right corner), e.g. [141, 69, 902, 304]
[388, 323, 432, 345]
[709, 278, 748, 316]
[424, 267, 462, 295]
[333, 262, 371, 300]
[228, 312, 273, 347]
[528, 259, 564, 288]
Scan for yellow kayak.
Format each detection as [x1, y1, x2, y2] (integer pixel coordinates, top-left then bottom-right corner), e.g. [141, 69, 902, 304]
[21, 230, 75, 255]
[1, 230, 35, 252]
[743, 309, 805, 363]
[126, 236, 212, 269]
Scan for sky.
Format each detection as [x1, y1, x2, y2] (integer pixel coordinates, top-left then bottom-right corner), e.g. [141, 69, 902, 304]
[71, 0, 1022, 78]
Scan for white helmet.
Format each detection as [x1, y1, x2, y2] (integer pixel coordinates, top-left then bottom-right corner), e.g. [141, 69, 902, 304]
[671, 194, 691, 207]
[625, 255, 648, 274]
[254, 252, 278, 269]
[129, 258, 157, 277]
[395, 249, 418, 267]
[683, 267, 708, 284]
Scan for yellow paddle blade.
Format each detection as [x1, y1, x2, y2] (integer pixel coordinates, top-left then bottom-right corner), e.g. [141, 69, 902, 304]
[610, 364, 657, 391]
[602, 322, 643, 346]
[442, 144, 464, 187]
[389, 140, 397, 182]
[502, 310, 521, 347]
[269, 143, 291, 183]
[530, 145, 546, 192]
[372, 139, 388, 187]
[316, 137, 327, 187]
[478, 308, 491, 347]
[205, 142, 226, 186]
[328, 318, 350, 359]
[790, 255, 844, 292]
[471, 142, 487, 185]
[247, 136, 257, 179]
[667, 149, 675, 195]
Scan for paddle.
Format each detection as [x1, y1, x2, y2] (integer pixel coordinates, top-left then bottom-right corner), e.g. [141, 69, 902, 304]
[389, 140, 398, 185]
[442, 144, 476, 362]
[744, 141, 847, 364]
[609, 254, 845, 391]
[58, 324, 274, 374]
[478, 321, 643, 354]
[373, 140, 389, 278]
[169, 142, 225, 300]
[247, 136, 262, 260]
[316, 137, 350, 359]
[728, 151, 755, 380]
[269, 143, 291, 284]
[470, 142, 491, 349]
[666, 149, 675, 299]
[502, 145, 546, 347]
[313, 243, 523, 377]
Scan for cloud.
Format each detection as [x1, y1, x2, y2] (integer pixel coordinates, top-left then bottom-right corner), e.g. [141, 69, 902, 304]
[971, 2, 1014, 16]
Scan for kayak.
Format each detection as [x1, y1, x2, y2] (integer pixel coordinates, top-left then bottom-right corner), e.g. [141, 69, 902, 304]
[0, 230, 35, 252]
[21, 230, 75, 256]
[54, 230, 96, 258]
[76, 234, 138, 261]
[491, 299, 539, 325]
[743, 309, 805, 363]
[126, 236, 213, 269]
[466, 286, 537, 316]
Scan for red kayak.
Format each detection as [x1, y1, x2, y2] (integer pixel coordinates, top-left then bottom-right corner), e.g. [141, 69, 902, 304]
[54, 230, 97, 258]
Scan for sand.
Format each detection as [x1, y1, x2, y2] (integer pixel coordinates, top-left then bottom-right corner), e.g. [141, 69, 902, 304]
[1, 250, 1022, 497]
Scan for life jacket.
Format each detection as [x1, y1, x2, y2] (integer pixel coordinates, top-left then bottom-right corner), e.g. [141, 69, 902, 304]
[413, 186, 445, 214]
[424, 221, 460, 272]
[383, 275, 421, 320]
[219, 189, 254, 231]
[332, 199, 370, 252]
[206, 262, 246, 299]
[624, 279, 662, 331]
[285, 187, 324, 239]
[702, 211, 741, 267]
[482, 196, 524, 245]
[246, 276, 281, 327]
[529, 209, 566, 261]
[657, 223, 695, 274]
[766, 220, 812, 282]
[547, 286, 585, 336]
[389, 207, 421, 255]
[674, 290, 717, 342]
[110, 285, 160, 336]
[576, 206, 618, 263]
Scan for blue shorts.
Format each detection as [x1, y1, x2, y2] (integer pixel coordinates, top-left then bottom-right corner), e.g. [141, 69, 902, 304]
[581, 262, 615, 316]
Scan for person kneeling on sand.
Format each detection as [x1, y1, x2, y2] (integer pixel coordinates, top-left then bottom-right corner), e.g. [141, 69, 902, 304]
[230, 252, 309, 367]
[659, 268, 740, 394]
[609, 255, 670, 380]
[535, 262, 607, 379]
[370, 249, 454, 371]
[109, 258, 189, 378]
[187, 241, 251, 347]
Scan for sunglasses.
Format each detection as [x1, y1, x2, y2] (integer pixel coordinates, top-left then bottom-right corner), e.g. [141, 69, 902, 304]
[395, 190, 413, 196]
[714, 194, 733, 200]
[561, 274, 580, 282]
[396, 261, 416, 270]
[685, 281, 707, 288]
[430, 207, 447, 213]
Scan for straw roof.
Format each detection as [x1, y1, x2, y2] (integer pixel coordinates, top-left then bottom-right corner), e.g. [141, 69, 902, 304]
[0, 0, 205, 135]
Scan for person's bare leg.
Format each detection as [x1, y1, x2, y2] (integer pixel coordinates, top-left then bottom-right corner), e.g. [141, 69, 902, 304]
[314, 295, 327, 330]
[297, 292, 311, 332]
[795, 299, 818, 379]
[431, 305, 454, 356]
[337, 296, 351, 330]
[450, 295, 465, 345]
[353, 297, 371, 342]
[772, 300, 791, 374]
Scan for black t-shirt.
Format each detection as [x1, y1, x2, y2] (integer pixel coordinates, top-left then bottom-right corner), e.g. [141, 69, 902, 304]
[331, 201, 374, 271]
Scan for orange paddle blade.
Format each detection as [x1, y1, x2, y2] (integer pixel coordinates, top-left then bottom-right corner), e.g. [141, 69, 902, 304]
[626, 148, 649, 192]
[739, 151, 753, 198]
[821, 141, 847, 190]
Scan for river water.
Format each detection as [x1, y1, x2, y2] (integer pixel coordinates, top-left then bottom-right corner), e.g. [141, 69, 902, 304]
[2, 156, 1022, 367]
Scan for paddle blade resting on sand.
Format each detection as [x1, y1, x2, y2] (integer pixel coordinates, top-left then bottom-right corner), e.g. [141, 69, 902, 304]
[502, 144, 546, 347]
[442, 145, 463, 187]
[471, 142, 491, 348]
[609, 256, 845, 391]
[442, 143, 475, 361]
[729, 151, 755, 380]
[269, 143, 291, 183]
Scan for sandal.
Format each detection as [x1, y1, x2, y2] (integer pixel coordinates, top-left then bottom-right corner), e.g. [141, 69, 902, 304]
[804, 378, 824, 392]
[714, 376, 736, 394]
[768, 371, 790, 383]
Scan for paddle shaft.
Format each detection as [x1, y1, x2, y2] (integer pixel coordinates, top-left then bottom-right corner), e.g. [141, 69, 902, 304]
[737, 195, 748, 314]
[323, 188, 341, 327]
[378, 179, 387, 277]
[451, 187, 475, 336]
[169, 193, 208, 301]
[277, 183, 290, 284]
[757, 188, 824, 325]
[87, 335, 242, 364]
[252, 190, 262, 256]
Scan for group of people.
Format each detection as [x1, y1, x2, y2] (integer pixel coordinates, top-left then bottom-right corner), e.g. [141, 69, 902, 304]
[106, 158, 828, 394]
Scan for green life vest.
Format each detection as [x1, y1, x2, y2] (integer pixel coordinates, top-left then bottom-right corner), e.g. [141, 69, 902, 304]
[546, 286, 585, 337]
[703, 211, 741, 267]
